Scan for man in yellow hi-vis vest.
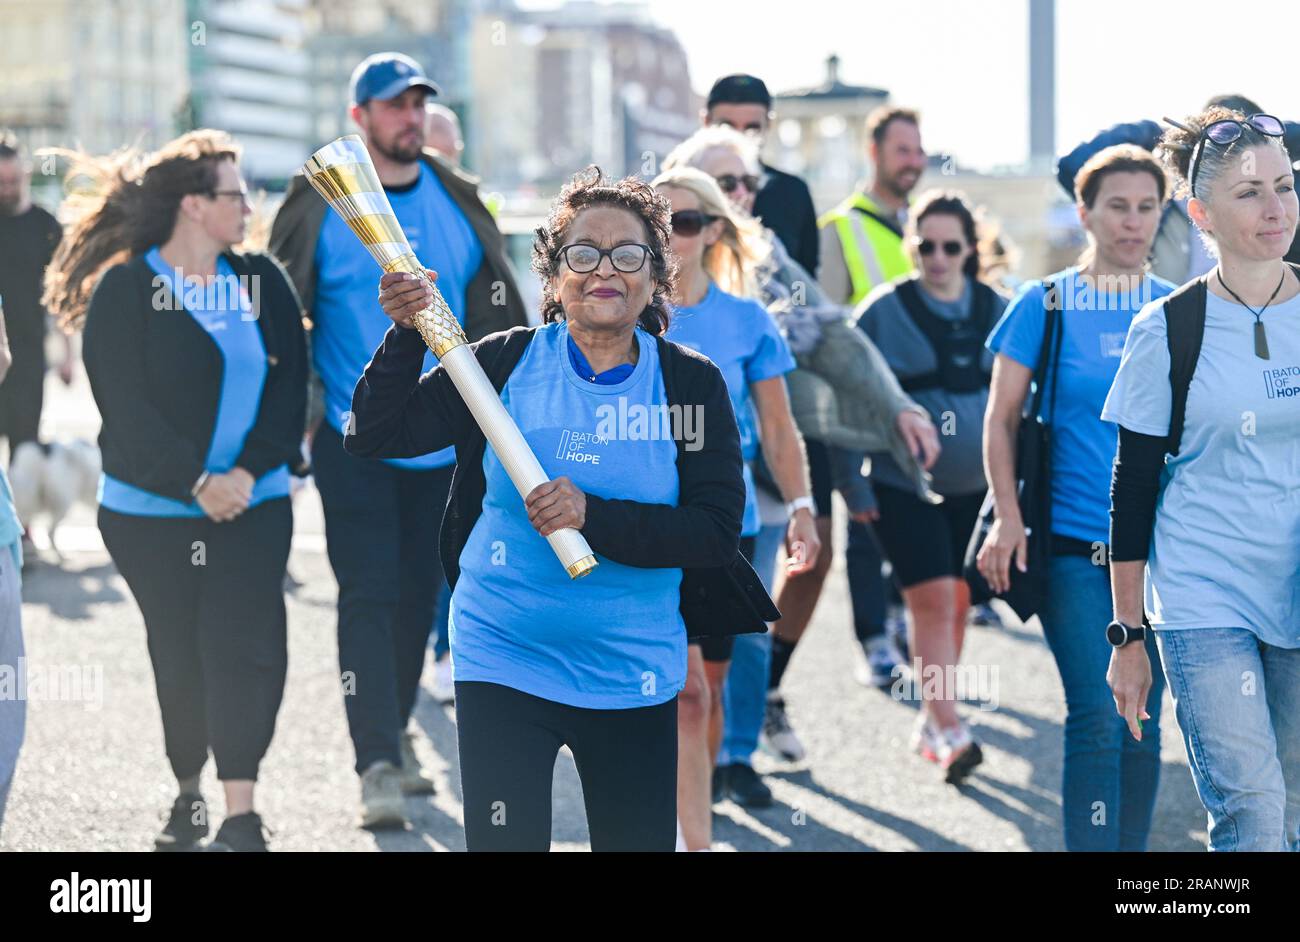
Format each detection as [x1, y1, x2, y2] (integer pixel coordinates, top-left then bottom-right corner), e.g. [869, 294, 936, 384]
[818, 107, 928, 306]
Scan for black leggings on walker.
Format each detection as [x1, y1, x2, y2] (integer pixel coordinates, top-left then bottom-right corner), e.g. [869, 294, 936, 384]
[455, 680, 678, 851]
[99, 498, 292, 782]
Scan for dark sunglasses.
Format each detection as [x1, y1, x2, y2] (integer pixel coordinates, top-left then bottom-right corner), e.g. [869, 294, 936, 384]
[914, 238, 965, 257]
[714, 173, 761, 195]
[671, 210, 717, 237]
[1189, 113, 1286, 196]
[558, 243, 652, 274]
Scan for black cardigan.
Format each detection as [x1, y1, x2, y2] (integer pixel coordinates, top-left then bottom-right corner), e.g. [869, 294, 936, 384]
[82, 251, 308, 502]
[344, 323, 780, 639]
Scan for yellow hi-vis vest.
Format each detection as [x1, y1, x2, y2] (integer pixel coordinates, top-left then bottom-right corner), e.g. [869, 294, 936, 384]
[819, 192, 916, 307]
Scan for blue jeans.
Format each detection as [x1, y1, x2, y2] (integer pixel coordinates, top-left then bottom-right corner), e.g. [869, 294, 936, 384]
[0, 541, 24, 836]
[1157, 627, 1300, 851]
[719, 523, 785, 767]
[1039, 553, 1165, 851]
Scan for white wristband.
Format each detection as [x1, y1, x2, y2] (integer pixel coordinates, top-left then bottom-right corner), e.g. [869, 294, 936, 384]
[786, 495, 816, 517]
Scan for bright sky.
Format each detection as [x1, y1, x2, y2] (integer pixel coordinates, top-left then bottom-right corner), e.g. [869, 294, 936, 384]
[522, 0, 1300, 172]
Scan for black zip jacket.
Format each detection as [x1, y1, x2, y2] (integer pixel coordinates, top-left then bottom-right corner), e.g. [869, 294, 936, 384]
[344, 322, 779, 639]
[82, 251, 308, 502]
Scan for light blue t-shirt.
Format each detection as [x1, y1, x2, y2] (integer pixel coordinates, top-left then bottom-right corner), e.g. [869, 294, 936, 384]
[666, 282, 795, 536]
[99, 248, 290, 517]
[1102, 290, 1300, 649]
[450, 322, 687, 709]
[986, 268, 1175, 544]
[0, 465, 22, 570]
[312, 162, 482, 470]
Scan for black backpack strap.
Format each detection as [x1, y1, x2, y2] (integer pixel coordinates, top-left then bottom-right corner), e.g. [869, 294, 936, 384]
[852, 204, 904, 239]
[972, 281, 999, 380]
[893, 277, 950, 392]
[1163, 276, 1208, 457]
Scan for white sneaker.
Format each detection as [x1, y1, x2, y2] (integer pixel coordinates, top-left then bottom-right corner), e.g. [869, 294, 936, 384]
[760, 692, 806, 762]
[432, 657, 455, 705]
[909, 713, 942, 763]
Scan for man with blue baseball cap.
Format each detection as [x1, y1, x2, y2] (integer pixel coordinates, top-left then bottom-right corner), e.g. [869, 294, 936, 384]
[271, 52, 526, 831]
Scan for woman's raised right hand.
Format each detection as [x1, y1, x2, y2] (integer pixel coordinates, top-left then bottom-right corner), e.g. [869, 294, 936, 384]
[377, 269, 438, 329]
[976, 513, 1028, 595]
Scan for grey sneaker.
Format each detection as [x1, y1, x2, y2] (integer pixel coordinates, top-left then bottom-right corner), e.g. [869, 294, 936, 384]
[760, 692, 806, 762]
[399, 730, 436, 795]
[360, 760, 407, 829]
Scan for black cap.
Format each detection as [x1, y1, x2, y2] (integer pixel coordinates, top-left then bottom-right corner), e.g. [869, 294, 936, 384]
[706, 74, 771, 110]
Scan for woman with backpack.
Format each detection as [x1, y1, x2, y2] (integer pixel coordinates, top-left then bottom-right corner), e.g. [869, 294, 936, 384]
[1104, 108, 1300, 851]
[980, 145, 1175, 849]
[854, 190, 1007, 783]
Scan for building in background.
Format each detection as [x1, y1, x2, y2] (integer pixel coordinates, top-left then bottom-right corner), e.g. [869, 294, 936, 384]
[0, 0, 189, 205]
[0, 0, 312, 190]
[183, 0, 312, 186]
[765, 55, 889, 212]
[304, 0, 471, 156]
[470, 0, 697, 195]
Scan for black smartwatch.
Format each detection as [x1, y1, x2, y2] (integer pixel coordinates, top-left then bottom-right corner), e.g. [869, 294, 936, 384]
[1106, 619, 1147, 647]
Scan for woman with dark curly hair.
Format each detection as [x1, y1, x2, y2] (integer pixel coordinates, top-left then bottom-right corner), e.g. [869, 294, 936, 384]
[350, 167, 771, 851]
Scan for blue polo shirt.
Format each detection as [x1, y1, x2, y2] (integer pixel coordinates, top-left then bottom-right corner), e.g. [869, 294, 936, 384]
[312, 162, 482, 470]
[98, 248, 290, 517]
[450, 321, 686, 708]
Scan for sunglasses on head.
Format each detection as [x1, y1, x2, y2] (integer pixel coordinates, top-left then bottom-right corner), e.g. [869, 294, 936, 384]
[714, 173, 761, 195]
[914, 237, 965, 257]
[1187, 113, 1286, 196]
[671, 209, 716, 237]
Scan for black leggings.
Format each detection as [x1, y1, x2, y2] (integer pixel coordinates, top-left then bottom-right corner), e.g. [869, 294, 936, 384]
[99, 498, 292, 782]
[455, 681, 678, 851]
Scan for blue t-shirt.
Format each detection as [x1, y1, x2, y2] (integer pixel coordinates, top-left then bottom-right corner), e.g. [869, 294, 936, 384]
[450, 321, 687, 709]
[1102, 290, 1300, 649]
[99, 248, 290, 517]
[312, 162, 482, 470]
[986, 268, 1175, 544]
[665, 282, 795, 536]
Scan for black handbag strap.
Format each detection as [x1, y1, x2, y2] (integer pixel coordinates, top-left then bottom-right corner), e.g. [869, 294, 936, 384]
[1030, 278, 1065, 424]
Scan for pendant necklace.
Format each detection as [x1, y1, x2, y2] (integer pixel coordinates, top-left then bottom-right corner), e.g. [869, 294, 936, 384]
[1216, 268, 1288, 360]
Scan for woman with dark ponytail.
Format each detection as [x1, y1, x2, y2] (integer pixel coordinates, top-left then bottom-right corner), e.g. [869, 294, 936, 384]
[852, 189, 1008, 782]
[44, 130, 307, 851]
[1103, 107, 1300, 851]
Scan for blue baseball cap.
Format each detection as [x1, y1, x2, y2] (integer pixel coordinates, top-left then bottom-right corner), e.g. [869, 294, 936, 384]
[350, 52, 441, 106]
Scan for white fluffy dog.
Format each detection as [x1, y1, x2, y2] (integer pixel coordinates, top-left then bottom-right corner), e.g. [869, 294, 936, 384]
[9, 439, 101, 561]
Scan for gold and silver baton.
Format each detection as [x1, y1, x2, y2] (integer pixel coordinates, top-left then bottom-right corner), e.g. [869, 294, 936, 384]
[302, 135, 597, 579]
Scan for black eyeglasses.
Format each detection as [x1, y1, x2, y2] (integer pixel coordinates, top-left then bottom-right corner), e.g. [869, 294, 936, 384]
[206, 187, 250, 203]
[714, 173, 761, 195]
[558, 243, 652, 274]
[670, 210, 716, 237]
[1189, 113, 1285, 196]
[915, 238, 964, 257]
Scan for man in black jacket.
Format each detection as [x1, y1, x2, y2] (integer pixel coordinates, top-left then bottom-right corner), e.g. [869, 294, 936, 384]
[268, 53, 527, 830]
[0, 133, 69, 458]
[703, 74, 819, 276]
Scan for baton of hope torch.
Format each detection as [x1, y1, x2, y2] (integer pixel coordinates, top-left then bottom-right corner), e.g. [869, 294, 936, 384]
[301, 135, 598, 579]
